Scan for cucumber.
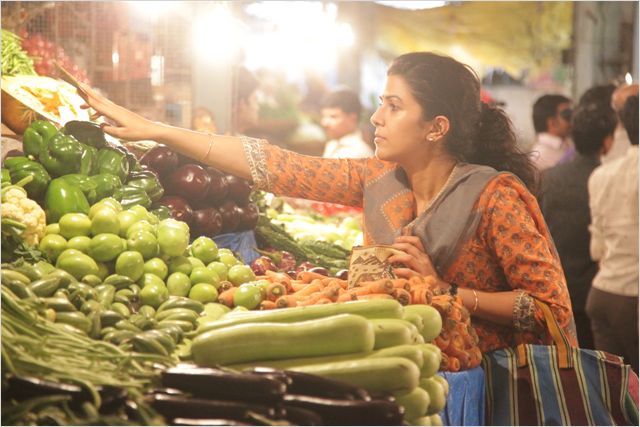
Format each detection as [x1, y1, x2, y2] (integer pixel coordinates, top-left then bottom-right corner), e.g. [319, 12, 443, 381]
[103, 274, 134, 290]
[43, 297, 77, 313]
[294, 357, 420, 393]
[199, 299, 403, 334]
[156, 323, 184, 343]
[157, 319, 195, 333]
[192, 314, 375, 366]
[416, 344, 442, 378]
[157, 297, 204, 314]
[132, 333, 169, 356]
[6, 280, 36, 299]
[370, 319, 417, 349]
[111, 302, 131, 318]
[420, 377, 447, 415]
[155, 308, 199, 323]
[100, 310, 124, 327]
[410, 415, 443, 426]
[203, 302, 231, 320]
[29, 277, 62, 297]
[394, 387, 431, 420]
[368, 344, 424, 369]
[103, 330, 135, 345]
[403, 305, 442, 342]
[81, 274, 102, 287]
[114, 289, 134, 304]
[55, 312, 91, 333]
[138, 305, 156, 319]
[1, 269, 31, 285]
[44, 270, 77, 288]
[432, 374, 449, 397]
[115, 319, 141, 332]
[403, 312, 425, 333]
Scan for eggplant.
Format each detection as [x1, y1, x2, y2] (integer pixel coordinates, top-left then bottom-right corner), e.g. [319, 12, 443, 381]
[281, 405, 324, 426]
[159, 195, 193, 225]
[240, 366, 293, 387]
[225, 175, 252, 204]
[140, 145, 179, 176]
[147, 393, 278, 422]
[295, 262, 317, 274]
[307, 267, 329, 277]
[192, 207, 223, 237]
[161, 365, 286, 404]
[5, 375, 84, 401]
[250, 257, 278, 276]
[236, 203, 259, 231]
[244, 368, 370, 401]
[283, 395, 404, 426]
[335, 269, 349, 280]
[278, 251, 297, 272]
[205, 167, 230, 206]
[169, 164, 211, 204]
[218, 201, 241, 233]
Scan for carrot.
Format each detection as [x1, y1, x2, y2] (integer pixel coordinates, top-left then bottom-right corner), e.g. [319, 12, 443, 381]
[448, 307, 462, 322]
[297, 271, 328, 283]
[447, 356, 461, 372]
[290, 281, 308, 293]
[218, 287, 237, 307]
[356, 293, 394, 301]
[408, 276, 425, 288]
[255, 275, 269, 281]
[440, 352, 450, 371]
[276, 295, 299, 309]
[266, 282, 287, 301]
[337, 292, 358, 302]
[423, 275, 437, 287]
[391, 288, 412, 305]
[298, 294, 331, 306]
[356, 279, 393, 294]
[411, 286, 432, 305]
[391, 279, 411, 291]
[259, 300, 277, 310]
[293, 282, 323, 297]
[322, 278, 348, 289]
[266, 270, 292, 286]
[322, 282, 342, 301]
[434, 330, 451, 350]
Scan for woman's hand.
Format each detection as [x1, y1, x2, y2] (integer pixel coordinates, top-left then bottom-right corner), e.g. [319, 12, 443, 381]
[389, 235, 438, 278]
[78, 82, 162, 141]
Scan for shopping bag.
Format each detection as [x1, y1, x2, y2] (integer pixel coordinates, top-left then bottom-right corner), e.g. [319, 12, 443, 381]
[347, 245, 404, 289]
[482, 300, 639, 425]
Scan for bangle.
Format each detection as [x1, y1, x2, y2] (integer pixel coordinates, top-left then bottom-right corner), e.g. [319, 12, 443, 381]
[200, 134, 214, 162]
[471, 289, 479, 314]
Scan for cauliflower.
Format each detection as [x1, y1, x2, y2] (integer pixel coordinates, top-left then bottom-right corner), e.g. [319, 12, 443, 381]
[1, 187, 46, 246]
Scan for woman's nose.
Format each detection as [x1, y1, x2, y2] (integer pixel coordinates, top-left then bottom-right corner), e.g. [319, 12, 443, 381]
[370, 107, 383, 127]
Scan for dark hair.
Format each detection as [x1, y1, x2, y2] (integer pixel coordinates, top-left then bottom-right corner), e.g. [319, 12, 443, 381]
[322, 88, 362, 119]
[578, 84, 616, 108]
[387, 52, 537, 191]
[232, 66, 259, 107]
[620, 95, 639, 146]
[532, 94, 571, 133]
[571, 102, 617, 155]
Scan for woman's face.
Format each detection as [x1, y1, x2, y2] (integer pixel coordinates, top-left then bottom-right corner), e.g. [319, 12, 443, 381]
[370, 74, 431, 163]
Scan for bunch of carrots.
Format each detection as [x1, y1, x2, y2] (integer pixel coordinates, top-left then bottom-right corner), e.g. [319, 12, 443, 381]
[430, 294, 482, 372]
[218, 270, 436, 310]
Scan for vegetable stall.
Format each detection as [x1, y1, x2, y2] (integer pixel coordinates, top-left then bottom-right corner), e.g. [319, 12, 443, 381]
[1, 28, 486, 426]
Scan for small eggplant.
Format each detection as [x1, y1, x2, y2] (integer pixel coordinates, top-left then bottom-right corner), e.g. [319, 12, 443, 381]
[236, 203, 259, 231]
[283, 394, 404, 426]
[161, 365, 286, 405]
[168, 164, 211, 204]
[225, 175, 252, 204]
[191, 207, 223, 237]
[147, 393, 278, 421]
[140, 145, 179, 176]
[172, 418, 252, 426]
[280, 405, 324, 426]
[205, 167, 230, 206]
[5, 375, 84, 402]
[218, 201, 241, 233]
[159, 195, 193, 225]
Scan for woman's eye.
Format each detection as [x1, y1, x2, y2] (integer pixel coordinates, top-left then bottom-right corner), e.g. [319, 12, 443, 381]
[389, 104, 398, 111]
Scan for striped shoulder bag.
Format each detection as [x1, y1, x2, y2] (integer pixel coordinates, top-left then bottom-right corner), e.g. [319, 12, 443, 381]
[483, 300, 639, 425]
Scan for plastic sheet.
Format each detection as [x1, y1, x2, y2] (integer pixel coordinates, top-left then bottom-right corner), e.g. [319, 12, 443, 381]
[439, 366, 485, 426]
[213, 230, 260, 264]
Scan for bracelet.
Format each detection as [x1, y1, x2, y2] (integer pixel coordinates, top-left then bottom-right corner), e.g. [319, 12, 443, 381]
[200, 134, 214, 162]
[471, 289, 479, 314]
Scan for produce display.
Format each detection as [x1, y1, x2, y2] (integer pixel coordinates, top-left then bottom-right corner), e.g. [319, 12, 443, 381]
[19, 31, 90, 83]
[1, 29, 36, 77]
[190, 298, 448, 425]
[140, 145, 259, 236]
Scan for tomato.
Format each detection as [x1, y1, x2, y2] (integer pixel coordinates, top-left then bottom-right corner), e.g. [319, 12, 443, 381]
[56, 251, 100, 280]
[227, 265, 256, 287]
[117, 210, 139, 237]
[38, 234, 67, 262]
[166, 272, 192, 297]
[95, 197, 122, 213]
[219, 253, 240, 268]
[59, 213, 91, 239]
[189, 283, 219, 303]
[190, 237, 218, 264]
[207, 261, 228, 281]
[190, 267, 219, 287]
[67, 236, 91, 253]
[126, 220, 156, 238]
[126, 231, 159, 260]
[168, 256, 192, 276]
[89, 201, 117, 219]
[139, 282, 169, 308]
[232, 283, 263, 309]
[143, 257, 168, 280]
[45, 223, 60, 235]
[115, 251, 145, 281]
[157, 219, 190, 257]
[88, 233, 125, 262]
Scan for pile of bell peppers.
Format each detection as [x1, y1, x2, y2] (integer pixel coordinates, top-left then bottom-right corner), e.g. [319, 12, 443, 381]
[13, 120, 164, 222]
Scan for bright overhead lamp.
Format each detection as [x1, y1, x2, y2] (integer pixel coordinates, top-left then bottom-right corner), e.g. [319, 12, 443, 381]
[375, 1, 447, 10]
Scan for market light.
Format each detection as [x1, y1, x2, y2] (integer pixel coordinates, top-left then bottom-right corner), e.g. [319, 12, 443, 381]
[192, 4, 245, 63]
[375, 1, 447, 10]
[625, 72, 633, 85]
[111, 52, 119, 65]
[127, 1, 179, 20]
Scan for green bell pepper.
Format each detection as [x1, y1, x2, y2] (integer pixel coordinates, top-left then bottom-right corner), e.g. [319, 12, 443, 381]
[126, 170, 164, 202]
[63, 121, 107, 148]
[44, 176, 90, 223]
[58, 173, 122, 205]
[113, 185, 152, 210]
[3, 156, 51, 200]
[39, 131, 86, 177]
[96, 147, 129, 182]
[23, 120, 58, 159]
[80, 145, 98, 176]
[151, 205, 172, 221]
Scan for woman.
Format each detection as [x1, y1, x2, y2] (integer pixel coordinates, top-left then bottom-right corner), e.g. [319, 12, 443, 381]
[80, 52, 576, 353]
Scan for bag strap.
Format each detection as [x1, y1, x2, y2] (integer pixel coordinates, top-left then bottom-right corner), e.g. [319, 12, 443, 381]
[516, 299, 573, 369]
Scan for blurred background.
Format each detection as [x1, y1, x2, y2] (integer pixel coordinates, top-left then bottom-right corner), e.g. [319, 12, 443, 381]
[2, 1, 637, 152]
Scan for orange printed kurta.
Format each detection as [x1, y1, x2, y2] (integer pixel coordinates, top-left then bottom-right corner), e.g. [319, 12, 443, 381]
[245, 138, 577, 353]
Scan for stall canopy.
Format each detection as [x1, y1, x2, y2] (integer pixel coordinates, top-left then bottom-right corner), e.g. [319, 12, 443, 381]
[373, 1, 573, 76]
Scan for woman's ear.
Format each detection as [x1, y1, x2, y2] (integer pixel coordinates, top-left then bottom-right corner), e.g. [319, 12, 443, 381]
[426, 115, 450, 142]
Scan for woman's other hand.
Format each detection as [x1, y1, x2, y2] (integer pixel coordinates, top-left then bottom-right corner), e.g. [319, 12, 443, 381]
[78, 82, 161, 141]
[389, 235, 438, 278]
